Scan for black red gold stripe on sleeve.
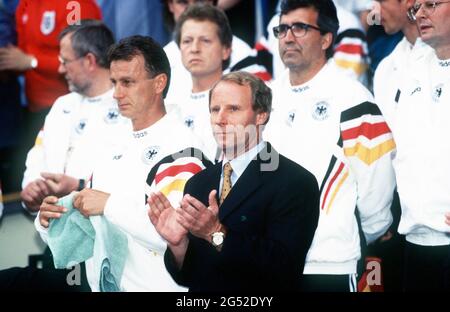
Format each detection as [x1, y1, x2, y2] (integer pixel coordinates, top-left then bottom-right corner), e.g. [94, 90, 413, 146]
[340, 102, 396, 165]
[319, 156, 349, 214]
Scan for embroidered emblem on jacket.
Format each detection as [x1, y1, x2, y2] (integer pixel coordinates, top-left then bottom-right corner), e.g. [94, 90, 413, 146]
[75, 119, 87, 134]
[104, 108, 120, 124]
[286, 110, 296, 126]
[184, 116, 195, 129]
[312, 101, 330, 121]
[432, 84, 443, 102]
[142, 146, 160, 164]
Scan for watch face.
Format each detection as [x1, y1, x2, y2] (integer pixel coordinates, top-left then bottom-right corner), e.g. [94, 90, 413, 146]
[212, 233, 224, 246]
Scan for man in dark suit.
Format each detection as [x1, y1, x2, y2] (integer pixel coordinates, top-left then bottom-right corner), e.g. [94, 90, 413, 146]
[148, 71, 319, 291]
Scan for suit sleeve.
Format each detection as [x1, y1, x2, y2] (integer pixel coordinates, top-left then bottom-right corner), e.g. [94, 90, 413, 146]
[172, 169, 320, 290]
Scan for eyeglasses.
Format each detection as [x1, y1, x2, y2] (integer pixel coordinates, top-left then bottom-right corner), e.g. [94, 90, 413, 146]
[413, 0, 450, 15]
[58, 55, 82, 66]
[273, 22, 323, 39]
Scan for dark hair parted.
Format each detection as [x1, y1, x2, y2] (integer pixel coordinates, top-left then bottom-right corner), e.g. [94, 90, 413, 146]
[59, 19, 114, 69]
[107, 35, 171, 98]
[209, 71, 272, 125]
[175, 3, 232, 70]
[280, 0, 339, 59]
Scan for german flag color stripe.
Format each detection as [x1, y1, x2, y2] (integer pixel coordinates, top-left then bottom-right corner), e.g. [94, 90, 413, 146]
[341, 122, 392, 141]
[340, 102, 382, 123]
[344, 139, 396, 166]
[155, 163, 203, 184]
[159, 179, 188, 197]
[335, 44, 365, 55]
[321, 162, 345, 210]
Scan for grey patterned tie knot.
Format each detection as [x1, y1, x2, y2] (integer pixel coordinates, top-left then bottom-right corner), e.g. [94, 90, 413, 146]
[219, 162, 233, 205]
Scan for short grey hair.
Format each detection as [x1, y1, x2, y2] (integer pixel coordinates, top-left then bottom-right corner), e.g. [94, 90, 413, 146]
[59, 19, 114, 68]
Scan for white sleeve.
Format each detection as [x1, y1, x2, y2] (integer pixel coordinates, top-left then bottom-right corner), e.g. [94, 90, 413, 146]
[103, 191, 167, 254]
[34, 212, 49, 245]
[22, 97, 69, 189]
[22, 131, 45, 190]
[341, 99, 396, 244]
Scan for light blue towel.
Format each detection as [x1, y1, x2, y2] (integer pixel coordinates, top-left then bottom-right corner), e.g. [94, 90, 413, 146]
[47, 192, 128, 292]
[47, 193, 95, 269]
[97, 216, 128, 292]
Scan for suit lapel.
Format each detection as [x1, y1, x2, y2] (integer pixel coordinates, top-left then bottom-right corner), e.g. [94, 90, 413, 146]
[200, 162, 222, 202]
[218, 143, 277, 220]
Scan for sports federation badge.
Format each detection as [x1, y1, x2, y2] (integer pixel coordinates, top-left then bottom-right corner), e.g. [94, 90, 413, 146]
[432, 84, 443, 103]
[40, 11, 56, 35]
[312, 101, 330, 121]
[104, 108, 120, 124]
[75, 118, 87, 134]
[142, 146, 160, 164]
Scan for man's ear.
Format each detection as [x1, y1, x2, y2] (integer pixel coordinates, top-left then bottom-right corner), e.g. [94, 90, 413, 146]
[84, 52, 97, 70]
[256, 111, 269, 126]
[321, 32, 333, 52]
[222, 46, 232, 62]
[153, 73, 168, 95]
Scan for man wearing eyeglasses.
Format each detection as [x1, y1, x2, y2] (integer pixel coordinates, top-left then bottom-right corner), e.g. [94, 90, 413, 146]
[383, 0, 450, 291]
[21, 20, 130, 214]
[265, 0, 396, 291]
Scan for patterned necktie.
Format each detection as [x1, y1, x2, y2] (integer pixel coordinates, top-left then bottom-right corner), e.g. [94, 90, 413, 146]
[219, 162, 233, 205]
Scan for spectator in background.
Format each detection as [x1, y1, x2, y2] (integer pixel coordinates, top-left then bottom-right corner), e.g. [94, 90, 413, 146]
[0, 0, 21, 195]
[0, 0, 101, 190]
[333, 0, 372, 32]
[96, 0, 170, 46]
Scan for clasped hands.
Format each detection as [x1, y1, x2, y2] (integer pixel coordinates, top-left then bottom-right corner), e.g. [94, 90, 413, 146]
[148, 190, 223, 246]
[38, 188, 110, 228]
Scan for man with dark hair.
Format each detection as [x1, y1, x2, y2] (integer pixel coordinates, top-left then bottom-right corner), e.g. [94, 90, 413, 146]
[267, 0, 370, 85]
[149, 71, 319, 292]
[21, 20, 129, 213]
[0, 20, 127, 292]
[265, 0, 396, 291]
[37, 35, 209, 291]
